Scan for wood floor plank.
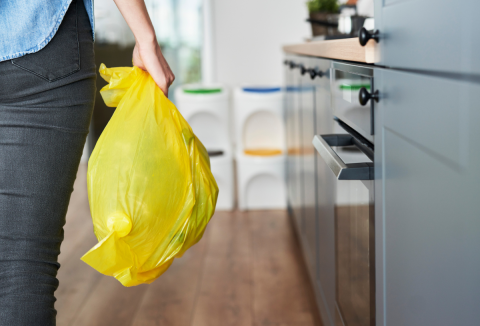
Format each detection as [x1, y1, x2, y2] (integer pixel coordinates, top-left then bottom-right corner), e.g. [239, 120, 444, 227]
[202, 211, 251, 258]
[70, 276, 149, 326]
[130, 227, 210, 326]
[250, 210, 321, 326]
[190, 211, 254, 326]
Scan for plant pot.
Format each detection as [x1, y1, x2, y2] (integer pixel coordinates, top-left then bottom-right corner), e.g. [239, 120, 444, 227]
[308, 12, 340, 37]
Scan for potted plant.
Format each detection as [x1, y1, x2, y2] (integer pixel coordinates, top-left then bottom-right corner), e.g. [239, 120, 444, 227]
[306, 0, 340, 37]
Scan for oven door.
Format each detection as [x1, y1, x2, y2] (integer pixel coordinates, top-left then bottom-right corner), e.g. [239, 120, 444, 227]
[313, 133, 375, 326]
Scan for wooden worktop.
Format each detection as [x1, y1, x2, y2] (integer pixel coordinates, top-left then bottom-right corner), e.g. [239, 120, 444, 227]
[283, 37, 377, 64]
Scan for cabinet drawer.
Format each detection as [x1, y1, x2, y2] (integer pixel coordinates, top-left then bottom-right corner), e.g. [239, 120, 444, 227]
[376, 0, 480, 75]
[374, 69, 469, 168]
[331, 62, 374, 143]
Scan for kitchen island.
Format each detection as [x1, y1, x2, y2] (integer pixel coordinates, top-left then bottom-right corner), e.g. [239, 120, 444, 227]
[284, 11, 480, 326]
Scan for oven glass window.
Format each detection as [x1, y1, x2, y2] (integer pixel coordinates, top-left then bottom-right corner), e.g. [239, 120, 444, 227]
[333, 145, 374, 326]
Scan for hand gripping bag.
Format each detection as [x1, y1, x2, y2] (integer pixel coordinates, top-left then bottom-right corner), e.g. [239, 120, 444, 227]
[81, 64, 218, 287]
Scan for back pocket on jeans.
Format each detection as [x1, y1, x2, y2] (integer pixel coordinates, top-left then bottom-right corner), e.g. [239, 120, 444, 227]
[11, 0, 80, 82]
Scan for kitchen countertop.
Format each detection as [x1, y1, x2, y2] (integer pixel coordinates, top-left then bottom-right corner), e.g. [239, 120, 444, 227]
[283, 38, 377, 64]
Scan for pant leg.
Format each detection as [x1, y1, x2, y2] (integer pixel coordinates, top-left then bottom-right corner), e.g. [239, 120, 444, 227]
[0, 1, 96, 324]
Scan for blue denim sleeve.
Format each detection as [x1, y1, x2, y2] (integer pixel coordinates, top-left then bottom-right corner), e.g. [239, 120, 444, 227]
[0, 0, 94, 62]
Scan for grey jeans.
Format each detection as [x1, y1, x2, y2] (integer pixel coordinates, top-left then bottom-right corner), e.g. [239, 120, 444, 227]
[0, 0, 96, 324]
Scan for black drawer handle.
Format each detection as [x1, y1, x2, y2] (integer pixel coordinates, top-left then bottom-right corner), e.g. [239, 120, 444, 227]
[308, 68, 324, 80]
[300, 65, 308, 75]
[359, 27, 380, 46]
[359, 87, 379, 106]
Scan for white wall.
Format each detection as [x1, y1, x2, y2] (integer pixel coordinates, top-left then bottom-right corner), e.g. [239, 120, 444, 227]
[210, 0, 310, 87]
[94, 0, 135, 46]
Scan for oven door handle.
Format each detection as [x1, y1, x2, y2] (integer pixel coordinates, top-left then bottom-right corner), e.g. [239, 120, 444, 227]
[312, 134, 373, 180]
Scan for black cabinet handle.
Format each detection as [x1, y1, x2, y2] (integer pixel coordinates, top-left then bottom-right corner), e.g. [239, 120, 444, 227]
[307, 68, 324, 80]
[359, 87, 379, 105]
[289, 61, 297, 69]
[359, 27, 380, 46]
[300, 65, 308, 75]
[284, 60, 290, 66]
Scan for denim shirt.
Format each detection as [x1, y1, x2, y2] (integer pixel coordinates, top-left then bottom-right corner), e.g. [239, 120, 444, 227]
[0, 0, 94, 62]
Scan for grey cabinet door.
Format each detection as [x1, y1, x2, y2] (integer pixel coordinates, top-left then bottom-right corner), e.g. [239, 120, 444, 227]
[285, 55, 303, 231]
[374, 68, 480, 326]
[300, 57, 318, 277]
[314, 59, 336, 326]
[374, 0, 480, 75]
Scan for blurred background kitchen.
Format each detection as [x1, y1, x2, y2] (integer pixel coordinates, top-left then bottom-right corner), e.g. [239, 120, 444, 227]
[64, 0, 375, 325]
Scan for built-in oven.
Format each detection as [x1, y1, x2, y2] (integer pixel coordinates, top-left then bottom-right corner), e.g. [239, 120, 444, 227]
[314, 61, 376, 326]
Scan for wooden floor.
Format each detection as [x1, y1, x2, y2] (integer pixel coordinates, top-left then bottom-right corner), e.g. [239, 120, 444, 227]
[56, 164, 322, 326]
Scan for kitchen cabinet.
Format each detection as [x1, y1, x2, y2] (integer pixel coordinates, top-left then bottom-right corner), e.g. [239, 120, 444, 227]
[285, 55, 332, 326]
[285, 25, 480, 325]
[373, 0, 480, 75]
[374, 68, 480, 326]
[285, 55, 303, 231]
[285, 56, 336, 326]
[300, 57, 318, 278]
[313, 59, 336, 326]
[286, 56, 319, 278]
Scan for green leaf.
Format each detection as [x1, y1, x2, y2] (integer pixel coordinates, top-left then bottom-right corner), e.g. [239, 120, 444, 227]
[306, 0, 339, 13]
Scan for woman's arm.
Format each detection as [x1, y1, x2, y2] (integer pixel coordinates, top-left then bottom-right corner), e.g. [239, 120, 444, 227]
[112, 0, 175, 96]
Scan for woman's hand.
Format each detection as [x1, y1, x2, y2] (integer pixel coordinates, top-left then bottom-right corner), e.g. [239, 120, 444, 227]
[133, 42, 175, 97]
[112, 0, 175, 96]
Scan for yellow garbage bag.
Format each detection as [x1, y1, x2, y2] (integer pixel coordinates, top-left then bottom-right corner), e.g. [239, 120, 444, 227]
[81, 64, 218, 287]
